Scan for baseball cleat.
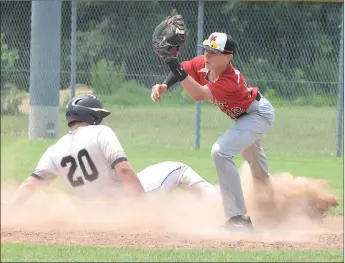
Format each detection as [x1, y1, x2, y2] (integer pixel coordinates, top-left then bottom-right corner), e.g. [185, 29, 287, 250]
[223, 214, 254, 233]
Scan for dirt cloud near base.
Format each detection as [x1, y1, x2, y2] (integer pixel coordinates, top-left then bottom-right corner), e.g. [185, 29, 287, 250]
[1, 163, 342, 250]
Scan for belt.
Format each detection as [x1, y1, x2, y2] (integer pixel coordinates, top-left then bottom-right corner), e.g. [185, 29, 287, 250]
[235, 92, 262, 119]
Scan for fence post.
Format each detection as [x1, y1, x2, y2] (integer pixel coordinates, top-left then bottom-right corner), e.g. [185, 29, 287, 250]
[195, 0, 204, 150]
[70, 0, 77, 98]
[336, 3, 344, 158]
[28, 0, 61, 139]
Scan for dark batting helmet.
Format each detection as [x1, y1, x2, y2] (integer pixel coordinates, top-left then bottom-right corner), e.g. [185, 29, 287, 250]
[65, 94, 111, 127]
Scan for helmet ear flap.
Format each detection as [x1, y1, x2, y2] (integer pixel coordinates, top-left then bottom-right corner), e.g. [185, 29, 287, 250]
[92, 112, 102, 125]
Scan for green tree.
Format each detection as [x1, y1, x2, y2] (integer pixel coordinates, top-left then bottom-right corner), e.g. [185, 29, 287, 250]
[1, 34, 25, 115]
[1, 33, 19, 71]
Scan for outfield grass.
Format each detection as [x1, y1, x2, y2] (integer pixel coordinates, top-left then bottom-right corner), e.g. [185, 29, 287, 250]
[1, 104, 341, 157]
[1, 244, 343, 262]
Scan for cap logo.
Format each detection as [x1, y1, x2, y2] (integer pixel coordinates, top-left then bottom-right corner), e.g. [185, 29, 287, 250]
[210, 35, 217, 41]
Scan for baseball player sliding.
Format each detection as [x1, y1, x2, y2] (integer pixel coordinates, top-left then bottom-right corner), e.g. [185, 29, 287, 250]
[151, 15, 275, 233]
[5, 94, 215, 213]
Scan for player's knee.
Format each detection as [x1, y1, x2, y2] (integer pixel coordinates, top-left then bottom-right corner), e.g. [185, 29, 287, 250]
[211, 143, 233, 162]
[211, 143, 221, 160]
[188, 181, 217, 198]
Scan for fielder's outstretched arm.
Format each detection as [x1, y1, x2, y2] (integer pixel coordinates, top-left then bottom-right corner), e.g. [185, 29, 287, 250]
[151, 14, 212, 103]
[152, 61, 212, 102]
[180, 76, 212, 101]
[168, 60, 212, 102]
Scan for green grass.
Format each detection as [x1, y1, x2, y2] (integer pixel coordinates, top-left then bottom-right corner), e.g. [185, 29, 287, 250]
[1, 244, 343, 262]
[0, 104, 342, 157]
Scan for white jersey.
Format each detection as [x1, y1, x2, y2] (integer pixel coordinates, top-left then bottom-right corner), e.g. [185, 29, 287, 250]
[32, 125, 126, 198]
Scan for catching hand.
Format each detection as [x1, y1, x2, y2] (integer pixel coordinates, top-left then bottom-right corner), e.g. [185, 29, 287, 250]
[151, 84, 168, 102]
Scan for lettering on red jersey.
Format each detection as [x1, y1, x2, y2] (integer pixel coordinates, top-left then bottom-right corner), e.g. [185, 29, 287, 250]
[213, 99, 227, 108]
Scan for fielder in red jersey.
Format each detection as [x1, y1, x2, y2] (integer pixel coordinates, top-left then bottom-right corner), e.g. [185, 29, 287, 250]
[151, 32, 275, 233]
[181, 55, 259, 119]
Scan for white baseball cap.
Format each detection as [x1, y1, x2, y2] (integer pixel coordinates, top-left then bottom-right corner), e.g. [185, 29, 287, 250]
[200, 32, 237, 54]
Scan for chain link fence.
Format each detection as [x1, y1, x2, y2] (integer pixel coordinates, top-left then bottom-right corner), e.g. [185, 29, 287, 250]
[1, 0, 343, 157]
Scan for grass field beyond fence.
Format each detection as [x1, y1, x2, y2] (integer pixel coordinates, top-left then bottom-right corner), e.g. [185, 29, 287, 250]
[1, 97, 342, 157]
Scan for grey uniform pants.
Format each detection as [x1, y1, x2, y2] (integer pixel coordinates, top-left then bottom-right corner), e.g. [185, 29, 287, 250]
[211, 96, 275, 218]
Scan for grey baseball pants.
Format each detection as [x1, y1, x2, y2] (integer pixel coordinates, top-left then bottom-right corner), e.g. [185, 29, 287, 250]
[211, 96, 275, 218]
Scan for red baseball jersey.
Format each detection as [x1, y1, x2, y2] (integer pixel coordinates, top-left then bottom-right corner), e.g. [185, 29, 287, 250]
[181, 55, 259, 119]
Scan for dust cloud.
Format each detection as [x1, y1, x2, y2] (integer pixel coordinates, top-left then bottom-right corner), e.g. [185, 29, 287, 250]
[1, 162, 340, 243]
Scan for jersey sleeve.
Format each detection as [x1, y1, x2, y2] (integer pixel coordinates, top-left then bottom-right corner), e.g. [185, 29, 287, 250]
[97, 126, 128, 169]
[181, 56, 204, 83]
[31, 147, 59, 183]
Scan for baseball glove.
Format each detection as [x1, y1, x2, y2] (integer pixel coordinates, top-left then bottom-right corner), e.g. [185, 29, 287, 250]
[152, 14, 187, 63]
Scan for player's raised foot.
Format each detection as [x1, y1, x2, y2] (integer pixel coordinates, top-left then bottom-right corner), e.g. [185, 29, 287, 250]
[223, 214, 254, 234]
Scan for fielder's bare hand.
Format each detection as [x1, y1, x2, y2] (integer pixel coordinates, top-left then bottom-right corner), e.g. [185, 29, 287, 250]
[151, 84, 168, 102]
